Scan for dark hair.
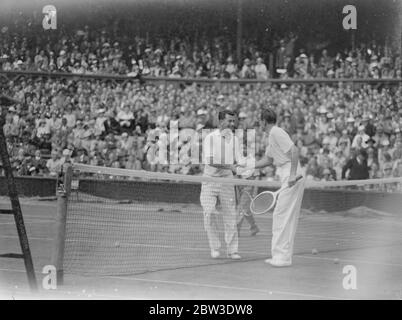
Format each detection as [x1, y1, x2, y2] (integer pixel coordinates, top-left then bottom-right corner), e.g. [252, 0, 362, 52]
[218, 110, 236, 121]
[261, 108, 277, 124]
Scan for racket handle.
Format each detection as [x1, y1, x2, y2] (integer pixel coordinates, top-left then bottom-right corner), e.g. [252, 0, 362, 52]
[287, 175, 303, 188]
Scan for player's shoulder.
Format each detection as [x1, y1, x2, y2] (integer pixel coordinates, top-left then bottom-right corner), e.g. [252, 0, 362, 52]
[270, 125, 289, 138]
[272, 125, 287, 134]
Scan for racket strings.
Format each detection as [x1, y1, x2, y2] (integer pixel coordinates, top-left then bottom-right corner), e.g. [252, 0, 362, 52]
[251, 192, 275, 214]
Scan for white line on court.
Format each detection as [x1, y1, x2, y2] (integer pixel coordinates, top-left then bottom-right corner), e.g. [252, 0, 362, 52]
[0, 268, 344, 300]
[294, 255, 402, 268]
[107, 276, 345, 300]
[0, 288, 137, 300]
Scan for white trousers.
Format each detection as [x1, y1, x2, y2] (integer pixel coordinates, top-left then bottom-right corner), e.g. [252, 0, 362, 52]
[271, 163, 305, 263]
[200, 182, 239, 255]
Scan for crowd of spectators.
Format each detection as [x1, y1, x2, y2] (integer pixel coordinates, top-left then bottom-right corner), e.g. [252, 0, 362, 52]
[1, 76, 402, 192]
[1, 9, 401, 80]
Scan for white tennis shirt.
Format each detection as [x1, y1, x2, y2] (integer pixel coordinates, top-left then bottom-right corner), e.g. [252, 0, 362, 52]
[265, 126, 294, 167]
[203, 129, 241, 177]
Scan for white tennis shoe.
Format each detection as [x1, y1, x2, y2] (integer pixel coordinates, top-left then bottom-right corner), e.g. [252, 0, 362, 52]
[227, 253, 242, 260]
[210, 250, 220, 259]
[265, 258, 292, 267]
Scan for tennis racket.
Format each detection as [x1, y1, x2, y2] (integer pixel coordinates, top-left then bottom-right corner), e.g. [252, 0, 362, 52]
[249, 175, 303, 215]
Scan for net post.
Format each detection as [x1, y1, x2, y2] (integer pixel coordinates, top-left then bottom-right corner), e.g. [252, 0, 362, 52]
[51, 163, 72, 286]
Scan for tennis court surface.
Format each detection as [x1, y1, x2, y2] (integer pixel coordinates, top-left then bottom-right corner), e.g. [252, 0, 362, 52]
[1, 165, 402, 300]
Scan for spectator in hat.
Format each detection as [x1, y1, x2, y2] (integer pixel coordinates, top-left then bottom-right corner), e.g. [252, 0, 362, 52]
[64, 105, 77, 128]
[103, 110, 121, 135]
[365, 145, 378, 168]
[319, 158, 337, 181]
[333, 148, 348, 180]
[362, 114, 376, 137]
[321, 168, 335, 181]
[72, 120, 85, 140]
[196, 108, 213, 130]
[61, 148, 73, 165]
[2, 116, 15, 138]
[48, 112, 62, 133]
[81, 122, 94, 152]
[94, 109, 108, 137]
[305, 156, 321, 180]
[36, 119, 51, 138]
[352, 125, 370, 149]
[395, 127, 402, 140]
[373, 124, 389, 148]
[391, 137, 402, 161]
[255, 57, 268, 80]
[224, 56, 238, 79]
[369, 161, 382, 179]
[322, 127, 338, 152]
[118, 132, 132, 152]
[302, 124, 317, 146]
[125, 154, 141, 170]
[46, 150, 62, 177]
[393, 159, 402, 178]
[29, 150, 47, 175]
[117, 104, 134, 132]
[342, 149, 369, 180]
[345, 116, 357, 138]
[240, 58, 255, 79]
[338, 129, 351, 150]
[317, 108, 330, 134]
[378, 140, 392, 169]
[381, 163, 395, 192]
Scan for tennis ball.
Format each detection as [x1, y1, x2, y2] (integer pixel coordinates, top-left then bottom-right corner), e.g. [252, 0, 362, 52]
[312, 248, 318, 255]
[334, 258, 340, 264]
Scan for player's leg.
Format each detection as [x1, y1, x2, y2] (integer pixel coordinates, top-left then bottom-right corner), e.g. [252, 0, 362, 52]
[270, 178, 305, 265]
[200, 182, 221, 257]
[219, 185, 240, 258]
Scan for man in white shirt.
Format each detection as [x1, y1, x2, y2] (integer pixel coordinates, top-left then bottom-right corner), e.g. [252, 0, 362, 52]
[46, 151, 62, 177]
[255, 57, 268, 80]
[251, 108, 305, 267]
[200, 110, 242, 260]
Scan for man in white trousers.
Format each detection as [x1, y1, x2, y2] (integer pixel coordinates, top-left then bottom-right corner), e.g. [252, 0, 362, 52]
[253, 108, 305, 267]
[200, 110, 242, 260]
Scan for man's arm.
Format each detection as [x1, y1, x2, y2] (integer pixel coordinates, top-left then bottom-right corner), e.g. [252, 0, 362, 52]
[254, 155, 273, 169]
[285, 145, 300, 187]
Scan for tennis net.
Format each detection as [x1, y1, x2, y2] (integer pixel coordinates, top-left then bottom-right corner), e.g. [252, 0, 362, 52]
[58, 164, 402, 276]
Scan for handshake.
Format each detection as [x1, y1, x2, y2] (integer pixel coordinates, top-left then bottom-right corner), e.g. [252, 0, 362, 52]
[233, 156, 256, 178]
